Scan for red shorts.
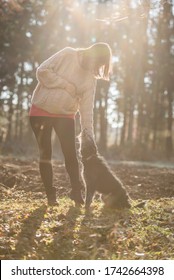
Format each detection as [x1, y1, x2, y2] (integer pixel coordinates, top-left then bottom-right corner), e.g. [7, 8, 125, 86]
[29, 104, 75, 119]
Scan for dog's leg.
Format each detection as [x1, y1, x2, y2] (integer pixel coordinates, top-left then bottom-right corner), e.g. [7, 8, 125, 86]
[85, 185, 95, 209]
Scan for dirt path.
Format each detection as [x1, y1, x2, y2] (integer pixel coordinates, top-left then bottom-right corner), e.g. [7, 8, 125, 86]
[0, 157, 174, 201]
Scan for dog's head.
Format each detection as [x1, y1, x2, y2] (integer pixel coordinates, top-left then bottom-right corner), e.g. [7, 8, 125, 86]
[102, 190, 131, 209]
[80, 129, 98, 160]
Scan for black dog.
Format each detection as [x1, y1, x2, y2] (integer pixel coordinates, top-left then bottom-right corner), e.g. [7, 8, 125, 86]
[80, 130, 131, 209]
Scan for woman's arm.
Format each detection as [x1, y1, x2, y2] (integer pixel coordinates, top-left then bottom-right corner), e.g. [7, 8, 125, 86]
[36, 51, 76, 93]
[78, 80, 97, 137]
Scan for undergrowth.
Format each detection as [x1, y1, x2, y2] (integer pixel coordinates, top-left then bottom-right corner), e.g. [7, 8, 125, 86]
[0, 191, 174, 260]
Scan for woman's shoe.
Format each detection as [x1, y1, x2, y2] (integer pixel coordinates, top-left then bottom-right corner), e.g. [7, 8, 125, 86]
[46, 187, 58, 206]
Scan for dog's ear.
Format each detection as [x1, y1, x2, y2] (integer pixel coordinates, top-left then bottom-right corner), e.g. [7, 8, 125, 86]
[80, 129, 98, 159]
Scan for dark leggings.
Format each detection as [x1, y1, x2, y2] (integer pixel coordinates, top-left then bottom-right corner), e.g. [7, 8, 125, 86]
[30, 116, 81, 193]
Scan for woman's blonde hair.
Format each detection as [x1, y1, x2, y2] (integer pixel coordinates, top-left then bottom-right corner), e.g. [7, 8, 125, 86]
[84, 42, 112, 80]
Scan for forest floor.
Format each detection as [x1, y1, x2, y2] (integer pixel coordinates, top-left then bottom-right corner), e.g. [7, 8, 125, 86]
[0, 156, 174, 260]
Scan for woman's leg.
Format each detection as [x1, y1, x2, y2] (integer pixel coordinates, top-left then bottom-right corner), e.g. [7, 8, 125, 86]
[29, 116, 57, 205]
[53, 118, 84, 204]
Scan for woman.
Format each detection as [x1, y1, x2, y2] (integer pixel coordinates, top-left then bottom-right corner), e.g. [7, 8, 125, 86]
[29, 42, 112, 206]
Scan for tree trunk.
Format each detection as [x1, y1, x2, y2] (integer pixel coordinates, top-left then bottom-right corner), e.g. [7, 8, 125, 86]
[166, 90, 173, 158]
